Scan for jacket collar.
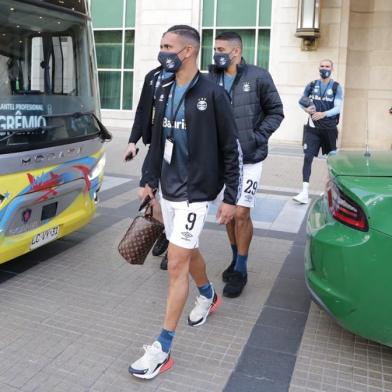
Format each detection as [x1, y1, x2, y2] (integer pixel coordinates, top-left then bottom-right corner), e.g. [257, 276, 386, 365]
[150, 66, 176, 84]
[161, 71, 202, 89]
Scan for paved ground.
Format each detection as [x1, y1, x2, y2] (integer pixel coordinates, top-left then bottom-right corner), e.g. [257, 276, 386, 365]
[1, 129, 391, 391]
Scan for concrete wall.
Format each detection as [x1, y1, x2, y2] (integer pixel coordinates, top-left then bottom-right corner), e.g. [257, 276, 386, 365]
[341, 0, 392, 150]
[101, 0, 392, 150]
[269, 0, 350, 145]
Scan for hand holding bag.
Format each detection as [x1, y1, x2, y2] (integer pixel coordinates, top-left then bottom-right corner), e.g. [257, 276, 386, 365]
[118, 206, 164, 265]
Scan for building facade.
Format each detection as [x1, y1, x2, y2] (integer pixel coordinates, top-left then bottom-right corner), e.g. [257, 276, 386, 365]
[90, 0, 392, 150]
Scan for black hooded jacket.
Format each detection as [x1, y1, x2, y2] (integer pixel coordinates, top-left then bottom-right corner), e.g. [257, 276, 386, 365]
[128, 66, 164, 145]
[208, 60, 284, 163]
[143, 73, 242, 205]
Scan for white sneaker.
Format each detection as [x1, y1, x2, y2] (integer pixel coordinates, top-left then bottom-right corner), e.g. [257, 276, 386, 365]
[128, 341, 173, 379]
[188, 291, 221, 327]
[293, 191, 309, 204]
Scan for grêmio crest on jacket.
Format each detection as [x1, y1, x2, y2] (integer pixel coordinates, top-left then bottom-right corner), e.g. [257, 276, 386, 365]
[242, 82, 251, 92]
[197, 98, 207, 111]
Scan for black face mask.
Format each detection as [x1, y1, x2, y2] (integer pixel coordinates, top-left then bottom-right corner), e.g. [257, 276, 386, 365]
[213, 52, 232, 70]
[319, 69, 331, 79]
[157, 47, 186, 73]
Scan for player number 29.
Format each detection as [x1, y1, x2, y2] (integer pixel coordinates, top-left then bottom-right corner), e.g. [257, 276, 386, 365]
[244, 180, 258, 195]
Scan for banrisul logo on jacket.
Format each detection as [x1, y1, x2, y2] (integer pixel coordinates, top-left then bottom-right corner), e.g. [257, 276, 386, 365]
[243, 82, 251, 92]
[197, 98, 207, 111]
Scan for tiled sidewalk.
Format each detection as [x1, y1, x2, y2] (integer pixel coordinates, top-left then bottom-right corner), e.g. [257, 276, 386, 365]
[1, 133, 391, 392]
[0, 180, 293, 391]
[290, 303, 392, 392]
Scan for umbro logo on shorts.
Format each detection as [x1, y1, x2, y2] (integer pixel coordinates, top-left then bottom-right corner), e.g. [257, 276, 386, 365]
[244, 194, 253, 203]
[181, 231, 193, 241]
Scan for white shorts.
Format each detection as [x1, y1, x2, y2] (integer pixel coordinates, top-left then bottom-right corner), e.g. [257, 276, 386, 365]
[237, 162, 263, 208]
[160, 197, 209, 249]
[212, 162, 263, 209]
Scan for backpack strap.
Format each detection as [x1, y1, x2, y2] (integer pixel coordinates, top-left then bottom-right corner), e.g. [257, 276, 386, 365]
[332, 81, 340, 124]
[308, 80, 317, 96]
[332, 81, 339, 102]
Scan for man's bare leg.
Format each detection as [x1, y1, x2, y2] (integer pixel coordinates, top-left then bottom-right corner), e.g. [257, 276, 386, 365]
[234, 206, 253, 258]
[163, 243, 192, 331]
[226, 219, 236, 245]
[189, 249, 208, 287]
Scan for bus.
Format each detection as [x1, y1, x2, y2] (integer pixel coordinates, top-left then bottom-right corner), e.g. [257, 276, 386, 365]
[0, 0, 111, 263]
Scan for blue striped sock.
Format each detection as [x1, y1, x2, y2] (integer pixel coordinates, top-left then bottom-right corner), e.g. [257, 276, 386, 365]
[157, 328, 175, 353]
[198, 282, 213, 299]
[235, 254, 248, 275]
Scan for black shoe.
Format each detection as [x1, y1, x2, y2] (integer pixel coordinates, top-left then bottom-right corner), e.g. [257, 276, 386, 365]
[160, 252, 168, 270]
[152, 231, 169, 256]
[223, 271, 247, 298]
[222, 262, 236, 283]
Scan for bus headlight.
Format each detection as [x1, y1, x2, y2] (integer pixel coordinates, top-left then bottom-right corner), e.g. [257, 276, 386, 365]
[89, 154, 106, 181]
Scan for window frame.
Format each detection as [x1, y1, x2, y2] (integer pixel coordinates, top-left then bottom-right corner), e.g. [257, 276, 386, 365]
[200, 0, 271, 71]
[92, 0, 135, 110]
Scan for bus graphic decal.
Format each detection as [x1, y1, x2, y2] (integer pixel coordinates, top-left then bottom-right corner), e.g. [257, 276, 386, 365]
[27, 172, 60, 201]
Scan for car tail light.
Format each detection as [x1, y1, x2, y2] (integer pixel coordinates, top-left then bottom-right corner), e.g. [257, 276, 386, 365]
[326, 181, 368, 231]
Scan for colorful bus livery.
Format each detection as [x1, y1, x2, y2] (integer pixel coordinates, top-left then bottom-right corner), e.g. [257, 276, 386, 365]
[0, 149, 105, 262]
[0, 0, 111, 263]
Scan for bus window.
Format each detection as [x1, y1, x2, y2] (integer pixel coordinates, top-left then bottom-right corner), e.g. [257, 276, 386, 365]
[0, 0, 102, 153]
[0, 55, 11, 96]
[31, 36, 76, 95]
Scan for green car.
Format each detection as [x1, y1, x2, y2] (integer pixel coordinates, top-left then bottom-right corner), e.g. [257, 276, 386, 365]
[306, 151, 392, 346]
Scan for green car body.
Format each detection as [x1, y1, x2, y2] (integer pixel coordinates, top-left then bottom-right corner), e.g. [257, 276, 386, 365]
[306, 151, 392, 346]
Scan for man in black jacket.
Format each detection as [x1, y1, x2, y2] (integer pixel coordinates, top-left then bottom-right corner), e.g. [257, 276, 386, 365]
[128, 26, 242, 380]
[209, 31, 284, 298]
[123, 26, 196, 266]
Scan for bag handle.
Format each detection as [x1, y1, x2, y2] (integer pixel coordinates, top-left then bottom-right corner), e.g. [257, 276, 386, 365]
[138, 188, 158, 212]
[145, 205, 154, 218]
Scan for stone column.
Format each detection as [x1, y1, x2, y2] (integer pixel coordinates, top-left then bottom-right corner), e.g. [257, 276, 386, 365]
[342, 0, 392, 150]
[268, 0, 350, 145]
[132, 0, 201, 123]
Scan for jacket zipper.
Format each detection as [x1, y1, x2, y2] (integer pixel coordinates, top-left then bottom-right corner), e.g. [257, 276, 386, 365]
[183, 75, 201, 204]
[185, 93, 192, 203]
[231, 71, 243, 107]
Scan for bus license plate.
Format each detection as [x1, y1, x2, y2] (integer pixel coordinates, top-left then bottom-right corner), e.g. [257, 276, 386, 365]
[30, 226, 59, 250]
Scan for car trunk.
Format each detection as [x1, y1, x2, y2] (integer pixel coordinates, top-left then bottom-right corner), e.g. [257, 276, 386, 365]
[328, 151, 392, 237]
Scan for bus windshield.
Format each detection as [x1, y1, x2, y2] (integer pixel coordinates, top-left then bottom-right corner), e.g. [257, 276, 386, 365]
[0, 0, 101, 153]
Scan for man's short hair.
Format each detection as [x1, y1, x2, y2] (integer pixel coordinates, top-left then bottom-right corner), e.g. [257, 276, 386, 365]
[320, 59, 334, 68]
[215, 31, 242, 50]
[166, 25, 200, 48]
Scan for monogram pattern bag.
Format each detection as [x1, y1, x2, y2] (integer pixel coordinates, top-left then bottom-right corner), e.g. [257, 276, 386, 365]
[118, 207, 164, 265]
